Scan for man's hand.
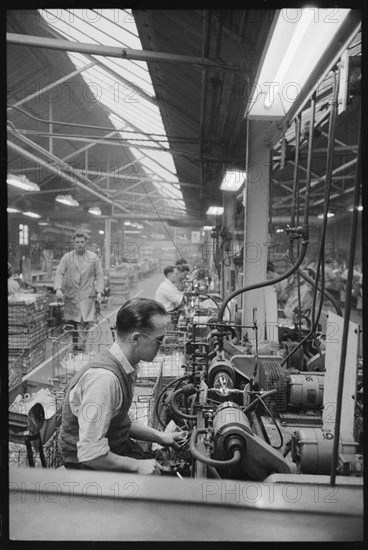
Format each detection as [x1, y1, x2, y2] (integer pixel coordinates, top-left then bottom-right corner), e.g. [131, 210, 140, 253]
[96, 292, 102, 303]
[55, 289, 64, 300]
[136, 459, 164, 475]
[159, 431, 188, 451]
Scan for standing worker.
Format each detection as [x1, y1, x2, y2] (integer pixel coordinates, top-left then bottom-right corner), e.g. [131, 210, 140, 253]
[54, 229, 104, 351]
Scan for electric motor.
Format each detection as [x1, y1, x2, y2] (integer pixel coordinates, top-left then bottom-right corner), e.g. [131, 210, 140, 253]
[213, 402, 250, 460]
[287, 374, 324, 409]
[291, 427, 359, 474]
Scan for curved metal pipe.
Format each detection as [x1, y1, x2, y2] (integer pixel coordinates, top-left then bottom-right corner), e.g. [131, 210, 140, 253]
[189, 429, 242, 469]
[217, 239, 308, 322]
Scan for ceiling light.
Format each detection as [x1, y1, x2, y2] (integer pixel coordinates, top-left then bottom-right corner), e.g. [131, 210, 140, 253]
[124, 221, 131, 226]
[7, 174, 40, 192]
[7, 207, 20, 213]
[220, 170, 247, 192]
[22, 211, 41, 219]
[318, 212, 335, 219]
[247, 8, 350, 118]
[55, 194, 79, 207]
[99, 230, 105, 235]
[38, 221, 49, 226]
[206, 206, 224, 216]
[276, 228, 284, 233]
[203, 226, 213, 230]
[348, 205, 363, 212]
[88, 206, 102, 216]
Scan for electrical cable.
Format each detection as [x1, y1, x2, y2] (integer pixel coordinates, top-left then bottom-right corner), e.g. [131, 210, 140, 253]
[155, 375, 190, 428]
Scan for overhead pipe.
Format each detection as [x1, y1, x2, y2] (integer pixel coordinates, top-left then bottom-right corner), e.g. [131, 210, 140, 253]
[9, 106, 196, 142]
[330, 107, 361, 486]
[7, 33, 242, 71]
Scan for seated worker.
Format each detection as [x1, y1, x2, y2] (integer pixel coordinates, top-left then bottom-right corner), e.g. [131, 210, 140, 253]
[154, 266, 184, 312]
[59, 298, 186, 474]
[176, 263, 191, 292]
[8, 262, 20, 295]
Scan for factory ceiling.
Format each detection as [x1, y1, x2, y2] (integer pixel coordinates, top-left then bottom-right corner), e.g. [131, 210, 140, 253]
[7, 9, 362, 234]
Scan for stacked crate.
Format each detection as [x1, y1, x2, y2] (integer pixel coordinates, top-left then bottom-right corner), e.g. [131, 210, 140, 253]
[109, 266, 130, 304]
[8, 293, 48, 380]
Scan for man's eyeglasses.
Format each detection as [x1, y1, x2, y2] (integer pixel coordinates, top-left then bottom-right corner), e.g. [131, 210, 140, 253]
[140, 332, 166, 345]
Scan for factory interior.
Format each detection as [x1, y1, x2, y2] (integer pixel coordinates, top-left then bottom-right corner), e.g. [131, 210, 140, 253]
[5, 7, 365, 542]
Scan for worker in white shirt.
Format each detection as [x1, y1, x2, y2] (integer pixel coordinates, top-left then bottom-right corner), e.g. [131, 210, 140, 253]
[154, 266, 184, 312]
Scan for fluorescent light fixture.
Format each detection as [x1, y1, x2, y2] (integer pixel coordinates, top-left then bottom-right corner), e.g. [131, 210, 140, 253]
[206, 206, 224, 216]
[7, 207, 20, 213]
[318, 212, 335, 219]
[99, 230, 105, 235]
[220, 170, 247, 192]
[124, 221, 131, 226]
[7, 174, 40, 192]
[124, 230, 140, 234]
[55, 194, 79, 207]
[88, 206, 102, 216]
[203, 225, 214, 230]
[248, 8, 350, 118]
[22, 211, 41, 219]
[38, 221, 49, 226]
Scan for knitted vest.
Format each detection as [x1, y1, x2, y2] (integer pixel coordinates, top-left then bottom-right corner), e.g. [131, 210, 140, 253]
[59, 350, 134, 463]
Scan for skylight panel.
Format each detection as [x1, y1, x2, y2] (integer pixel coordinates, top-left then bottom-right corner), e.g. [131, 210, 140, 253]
[39, 8, 184, 213]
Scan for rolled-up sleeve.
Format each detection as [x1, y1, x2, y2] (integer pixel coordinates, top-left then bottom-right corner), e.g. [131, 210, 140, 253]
[69, 370, 122, 463]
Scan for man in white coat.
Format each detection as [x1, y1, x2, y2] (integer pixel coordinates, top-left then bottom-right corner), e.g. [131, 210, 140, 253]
[54, 229, 104, 351]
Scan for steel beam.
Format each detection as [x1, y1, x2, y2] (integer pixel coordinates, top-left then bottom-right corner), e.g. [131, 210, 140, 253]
[7, 33, 240, 70]
[8, 140, 132, 214]
[7, 60, 98, 112]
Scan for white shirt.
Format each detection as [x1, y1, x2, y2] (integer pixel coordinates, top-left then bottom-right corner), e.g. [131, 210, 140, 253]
[69, 342, 139, 462]
[155, 278, 183, 311]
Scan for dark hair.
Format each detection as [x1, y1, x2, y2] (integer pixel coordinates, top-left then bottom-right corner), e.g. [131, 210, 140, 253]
[115, 298, 167, 336]
[175, 258, 188, 266]
[164, 266, 176, 277]
[177, 264, 190, 273]
[73, 229, 89, 241]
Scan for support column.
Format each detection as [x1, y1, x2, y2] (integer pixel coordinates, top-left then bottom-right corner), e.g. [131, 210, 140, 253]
[222, 192, 236, 297]
[104, 218, 111, 271]
[242, 120, 271, 342]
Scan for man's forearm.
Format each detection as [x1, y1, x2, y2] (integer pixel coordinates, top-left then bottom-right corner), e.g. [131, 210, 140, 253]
[82, 451, 138, 472]
[129, 422, 165, 444]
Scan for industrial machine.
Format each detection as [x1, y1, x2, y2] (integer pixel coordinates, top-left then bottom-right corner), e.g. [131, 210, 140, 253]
[154, 299, 363, 482]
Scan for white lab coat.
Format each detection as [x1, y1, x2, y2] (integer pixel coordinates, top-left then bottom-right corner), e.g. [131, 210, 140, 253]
[54, 250, 104, 322]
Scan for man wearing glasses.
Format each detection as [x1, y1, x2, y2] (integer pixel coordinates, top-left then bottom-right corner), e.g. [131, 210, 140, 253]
[59, 298, 186, 474]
